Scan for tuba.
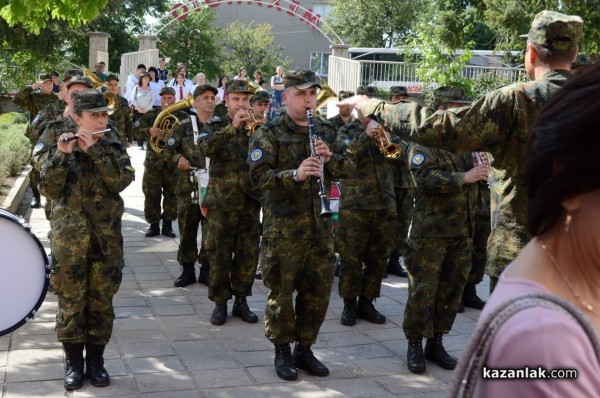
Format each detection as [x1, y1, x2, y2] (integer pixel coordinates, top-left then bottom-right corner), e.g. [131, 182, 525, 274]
[150, 94, 194, 153]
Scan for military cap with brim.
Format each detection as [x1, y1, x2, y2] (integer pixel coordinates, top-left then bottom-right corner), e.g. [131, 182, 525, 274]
[72, 89, 114, 114]
[434, 86, 472, 105]
[226, 80, 254, 94]
[283, 70, 321, 90]
[338, 91, 354, 101]
[356, 86, 380, 98]
[66, 75, 94, 89]
[389, 86, 408, 98]
[36, 73, 52, 84]
[63, 69, 83, 82]
[160, 87, 176, 96]
[520, 10, 583, 51]
[572, 54, 590, 67]
[250, 90, 271, 103]
[193, 84, 218, 98]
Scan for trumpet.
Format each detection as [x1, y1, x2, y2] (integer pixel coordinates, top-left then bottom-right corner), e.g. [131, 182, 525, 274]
[59, 128, 111, 142]
[246, 109, 265, 134]
[370, 121, 402, 159]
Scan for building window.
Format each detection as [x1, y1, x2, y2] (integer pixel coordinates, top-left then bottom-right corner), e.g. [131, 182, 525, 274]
[310, 52, 330, 77]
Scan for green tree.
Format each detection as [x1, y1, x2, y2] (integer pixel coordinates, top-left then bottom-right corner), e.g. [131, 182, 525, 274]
[219, 21, 289, 80]
[157, 9, 222, 80]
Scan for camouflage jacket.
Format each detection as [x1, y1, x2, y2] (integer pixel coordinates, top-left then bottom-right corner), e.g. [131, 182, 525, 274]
[13, 86, 59, 144]
[33, 121, 134, 263]
[111, 96, 134, 144]
[408, 145, 477, 238]
[30, 99, 66, 139]
[198, 114, 260, 210]
[133, 107, 190, 170]
[248, 113, 357, 239]
[335, 118, 395, 210]
[364, 70, 571, 276]
[327, 114, 354, 132]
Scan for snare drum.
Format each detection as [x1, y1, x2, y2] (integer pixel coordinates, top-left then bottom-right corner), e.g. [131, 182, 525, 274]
[0, 209, 49, 336]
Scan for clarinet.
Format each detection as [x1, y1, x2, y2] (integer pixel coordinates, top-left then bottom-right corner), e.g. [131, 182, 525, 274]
[306, 109, 332, 217]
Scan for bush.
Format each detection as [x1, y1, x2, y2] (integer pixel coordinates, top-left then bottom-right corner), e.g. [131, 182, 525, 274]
[0, 112, 28, 124]
[0, 121, 29, 187]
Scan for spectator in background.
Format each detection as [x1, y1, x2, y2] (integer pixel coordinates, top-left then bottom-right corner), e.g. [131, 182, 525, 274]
[253, 70, 266, 89]
[131, 72, 154, 149]
[216, 75, 229, 103]
[168, 64, 194, 89]
[270, 66, 284, 119]
[94, 62, 108, 82]
[147, 67, 165, 108]
[234, 67, 249, 81]
[51, 71, 61, 94]
[157, 57, 169, 83]
[173, 72, 192, 102]
[125, 64, 146, 105]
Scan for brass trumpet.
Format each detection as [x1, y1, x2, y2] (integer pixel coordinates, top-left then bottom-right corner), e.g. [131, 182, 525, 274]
[315, 79, 337, 112]
[373, 124, 402, 159]
[246, 109, 265, 134]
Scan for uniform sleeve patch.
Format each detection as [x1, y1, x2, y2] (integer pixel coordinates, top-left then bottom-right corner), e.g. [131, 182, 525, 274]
[33, 142, 45, 154]
[134, 120, 140, 128]
[250, 149, 263, 162]
[198, 132, 209, 139]
[166, 137, 177, 147]
[32, 114, 42, 125]
[412, 153, 425, 165]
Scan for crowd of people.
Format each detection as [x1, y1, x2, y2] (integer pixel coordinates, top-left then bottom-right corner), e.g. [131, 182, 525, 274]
[11, 8, 600, 395]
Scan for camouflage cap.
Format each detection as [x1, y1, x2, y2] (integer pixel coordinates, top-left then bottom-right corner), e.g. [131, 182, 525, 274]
[63, 69, 83, 82]
[66, 75, 94, 89]
[37, 73, 52, 83]
[572, 54, 591, 67]
[520, 10, 583, 51]
[389, 86, 408, 98]
[72, 89, 113, 114]
[106, 74, 119, 82]
[338, 91, 354, 101]
[226, 79, 254, 94]
[434, 86, 472, 106]
[160, 87, 176, 96]
[356, 86, 380, 98]
[193, 84, 218, 98]
[283, 70, 321, 90]
[250, 90, 271, 103]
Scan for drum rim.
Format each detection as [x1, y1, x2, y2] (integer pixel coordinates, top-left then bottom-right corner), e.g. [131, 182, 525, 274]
[0, 209, 50, 337]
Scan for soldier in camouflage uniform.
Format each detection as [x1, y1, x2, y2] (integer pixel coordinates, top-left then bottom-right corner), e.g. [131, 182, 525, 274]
[340, 10, 583, 293]
[134, 87, 182, 238]
[250, 89, 271, 124]
[389, 86, 409, 103]
[326, 90, 354, 131]
[163, 85, 219, 287]
[33, 90, 134, 390]
[13, 73, 59, 208]
[248, 70, 357, 381]
[198, 80, 261, 326]
[335, 86, 395, 326]
[105, 75, 134, 146]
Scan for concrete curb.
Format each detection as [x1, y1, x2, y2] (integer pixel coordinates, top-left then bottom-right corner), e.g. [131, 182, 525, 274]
[2, 164, 30, 213]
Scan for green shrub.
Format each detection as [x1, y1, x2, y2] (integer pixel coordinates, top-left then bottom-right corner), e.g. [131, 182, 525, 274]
[0, 122, 29, 187]
[0, 112, 28, 124]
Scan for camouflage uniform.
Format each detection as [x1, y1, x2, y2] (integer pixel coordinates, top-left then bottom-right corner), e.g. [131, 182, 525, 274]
[248, 113, 356, 345]
[469, 178, 490, 285]
[335, 119, 396, 300]
[33, 112, 134, 345]
[111, 96, 134, 145]
[198, 113, 261, 304]
[133, 107, 183, 225]
[402, 145, 476, 340]
[31, 99, 66, 138]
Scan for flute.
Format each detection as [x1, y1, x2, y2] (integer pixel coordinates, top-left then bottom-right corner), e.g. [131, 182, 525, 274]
[59, 128, 111, 143]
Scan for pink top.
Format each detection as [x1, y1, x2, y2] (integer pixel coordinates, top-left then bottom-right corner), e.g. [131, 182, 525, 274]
[472, 268, 600, 397]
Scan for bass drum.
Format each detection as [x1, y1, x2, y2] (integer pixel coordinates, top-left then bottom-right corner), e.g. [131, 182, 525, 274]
[0, 209, 50, 336]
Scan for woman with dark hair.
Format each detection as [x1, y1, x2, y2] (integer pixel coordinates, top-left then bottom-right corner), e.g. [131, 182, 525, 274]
[253, 70, 266, 89]
[216, 75, 229, 103]
[131, 72, 154, 149]
[147, 67, 165, 108]
[452, 62, 600, 396]
[168, 64, 193, 89]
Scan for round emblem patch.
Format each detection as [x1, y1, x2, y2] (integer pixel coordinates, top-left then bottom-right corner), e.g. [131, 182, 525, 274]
[166, 137, 176, 147]
[33, 142, 45, 154]
[250, 149, 263, 162]
[412, 153, 425, 165]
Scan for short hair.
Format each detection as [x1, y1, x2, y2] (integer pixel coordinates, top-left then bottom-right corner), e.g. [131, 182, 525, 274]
[195, 73, 205, 79]
[527, 60, 600, 236]
[529, 41, 578, 67]
[51, 71, 59, 78]
[136, 64, 146, 70]
[99, 61, 106, 65]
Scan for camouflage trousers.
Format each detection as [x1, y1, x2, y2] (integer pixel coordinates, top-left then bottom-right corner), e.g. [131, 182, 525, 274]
[391, 188, 414, 257]
[469, 211, 491, 284]
[29, 160, 40, 190]
[403, 237, 471, 340]
[262, 237, 335, 345]
[176, 195, 209, 267]
[142, 164, 178, 223]
[206, 206, 261, 303]
[337, 209, 396, 299]
[51, 237, 124, 345]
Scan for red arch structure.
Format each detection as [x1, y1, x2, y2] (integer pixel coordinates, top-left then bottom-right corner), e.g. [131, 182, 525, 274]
[153, 0, 344, 44]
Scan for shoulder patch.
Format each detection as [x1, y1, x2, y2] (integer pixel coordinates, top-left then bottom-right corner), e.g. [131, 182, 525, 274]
[412, 153, 425, 166]
[166, 136, 177, 148]
[134, 120, 140, 128]
[33, 142, 45, 155]
[250, 148, 263, 162]
[32, 114, 42, 125]
[198, 131, 209, 139]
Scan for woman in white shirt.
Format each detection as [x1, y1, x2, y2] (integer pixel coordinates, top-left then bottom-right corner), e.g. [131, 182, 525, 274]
[173, 72, 191, 102]
[216, 75, 229, 103]
[147, 67, 165, 108]
[167, 65, 194, 90]
[130, 72, 154, 149]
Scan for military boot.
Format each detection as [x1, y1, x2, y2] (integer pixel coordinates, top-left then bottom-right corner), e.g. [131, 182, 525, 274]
[144, 222, 160, 237]
[174, 264, 196, 287]
[161, 220, 176, 238]
[232, 296, 258, 323]
[424, 332, 458, 370]
[210, 302, 228, 325]
[356, 296, 386, 324]
[198, 263, 210, 286]
[387, 256, 408, 277]
[274, 344, 297, 381]
[85, 343, 110, 387]
[293, 342, 329, 377]
[30, 187, 42, 208]
[407, 339, 426, 374]
[340, 297, 357, 326]
[462, 283, 486, 310]
[63, 342, 85, 390]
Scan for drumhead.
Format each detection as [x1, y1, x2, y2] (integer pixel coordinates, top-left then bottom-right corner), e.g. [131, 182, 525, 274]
[0, 209, 49, 336]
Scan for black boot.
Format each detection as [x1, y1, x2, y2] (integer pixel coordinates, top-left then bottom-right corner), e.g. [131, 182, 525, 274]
[198, 263, 210, 286]
[387, 256, 408, 277]
[340, 297, 357, 326]
[174, 264, 196, 287]
[407, 339, 426, 374]
[63, 342, 85, 390]
[30, 187, 41, 208]
[293, 342, 329, 377]
[424, 332, 458, 370]
[145, 222, 160, 237]
[161, 220, 176, 238]
[210, 302, 227, 325]
[462, 283, 486, 310]
[232, 296, 258, 323]
[356, 296, 386, 324]
[85, 343, 110, 387]
[274, 344, 297, 381]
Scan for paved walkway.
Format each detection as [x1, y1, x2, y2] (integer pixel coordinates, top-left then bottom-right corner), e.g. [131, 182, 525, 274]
[1, 144, 489, 397]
